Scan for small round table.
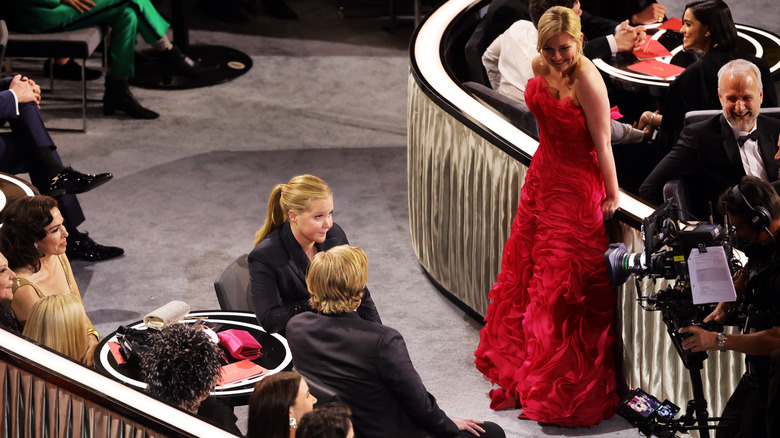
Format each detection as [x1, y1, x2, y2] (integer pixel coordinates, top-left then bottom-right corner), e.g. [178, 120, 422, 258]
[93, 310, 292, 405]
[594, 23, 780, 92]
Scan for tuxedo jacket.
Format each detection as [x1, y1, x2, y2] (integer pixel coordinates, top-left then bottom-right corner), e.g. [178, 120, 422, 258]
[286, 312, 460, 438]
[658, 48, 778, 155]
[640, 114, 780, 219]
[248, 221, 380, 334]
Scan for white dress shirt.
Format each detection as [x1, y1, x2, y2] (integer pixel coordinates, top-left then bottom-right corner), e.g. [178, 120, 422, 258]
[730, 122, 767, 180]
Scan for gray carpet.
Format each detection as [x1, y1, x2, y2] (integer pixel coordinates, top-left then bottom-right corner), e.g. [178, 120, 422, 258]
[9, 0, 780, 435]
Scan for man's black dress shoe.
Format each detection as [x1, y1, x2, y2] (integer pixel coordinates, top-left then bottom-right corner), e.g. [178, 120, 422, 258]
[66, 233, 124, 262]
[103, 77, 159, 119]
[44, 59, 102, 81]
[47, 167, 113, 197]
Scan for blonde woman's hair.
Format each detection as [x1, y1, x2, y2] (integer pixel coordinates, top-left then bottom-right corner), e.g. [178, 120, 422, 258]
[306, 245, 367, 315]
[23, 294, 88, 363]
[253, 175, 332, 247]
[537, 6, 583, 75]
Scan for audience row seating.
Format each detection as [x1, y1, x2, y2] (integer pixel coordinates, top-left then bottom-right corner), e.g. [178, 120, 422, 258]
[0, 20, 104, 132]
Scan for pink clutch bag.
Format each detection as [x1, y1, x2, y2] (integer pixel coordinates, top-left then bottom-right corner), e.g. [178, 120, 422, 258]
[217, 329, 263, 361]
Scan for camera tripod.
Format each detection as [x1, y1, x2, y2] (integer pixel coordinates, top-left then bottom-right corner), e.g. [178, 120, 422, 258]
[652, 305, 731, 438]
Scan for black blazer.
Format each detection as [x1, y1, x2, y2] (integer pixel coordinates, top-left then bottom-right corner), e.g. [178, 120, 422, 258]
[640, 114, 780, 219]
[657, 48, 778, 155]
[286, 312, 460, 438]
[248, 221, 381, 334]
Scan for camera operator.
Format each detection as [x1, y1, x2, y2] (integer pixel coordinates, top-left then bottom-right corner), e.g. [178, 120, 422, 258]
[679, 176, 780, 438]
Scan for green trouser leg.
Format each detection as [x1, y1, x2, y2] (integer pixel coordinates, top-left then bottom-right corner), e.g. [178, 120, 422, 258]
[10, 0, 170, 78]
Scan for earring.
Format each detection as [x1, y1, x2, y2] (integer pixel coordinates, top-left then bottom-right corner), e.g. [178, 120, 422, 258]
[289, 417, 298, 429]
[705, 32, 710, 37]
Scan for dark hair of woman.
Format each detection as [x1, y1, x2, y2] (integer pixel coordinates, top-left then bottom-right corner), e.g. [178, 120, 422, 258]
[0, 196, 58, 272]
[247, 371, 302, 438]
[685, 0, 737, 51]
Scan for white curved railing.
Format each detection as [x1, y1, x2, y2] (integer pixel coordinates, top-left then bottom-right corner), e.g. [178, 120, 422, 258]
[408, 0, 742, 420]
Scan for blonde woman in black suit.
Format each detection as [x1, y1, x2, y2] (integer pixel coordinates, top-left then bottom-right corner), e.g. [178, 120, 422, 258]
[248, 174, 380, 334]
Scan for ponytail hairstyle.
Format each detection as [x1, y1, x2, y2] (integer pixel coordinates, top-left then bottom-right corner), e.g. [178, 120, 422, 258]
[253, 175, 332, 247]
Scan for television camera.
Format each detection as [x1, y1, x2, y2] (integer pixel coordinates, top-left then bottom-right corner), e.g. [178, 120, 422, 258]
[605, 200, 740, 437]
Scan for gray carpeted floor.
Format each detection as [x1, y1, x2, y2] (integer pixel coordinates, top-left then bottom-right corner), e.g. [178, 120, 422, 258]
[8, 0, 779, 436]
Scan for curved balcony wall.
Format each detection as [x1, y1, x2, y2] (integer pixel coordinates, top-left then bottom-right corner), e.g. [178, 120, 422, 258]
[408, 0, 742, 419]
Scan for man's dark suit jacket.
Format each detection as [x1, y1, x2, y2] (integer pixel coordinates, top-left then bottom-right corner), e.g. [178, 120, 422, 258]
[286, 312, 460, 438]
[640, 114, 780, 220]
[657, 48, 778, 155]
[248, 221, 380, 334]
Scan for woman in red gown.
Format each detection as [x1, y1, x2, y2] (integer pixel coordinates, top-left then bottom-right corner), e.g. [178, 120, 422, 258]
[474, 6, 620, 427]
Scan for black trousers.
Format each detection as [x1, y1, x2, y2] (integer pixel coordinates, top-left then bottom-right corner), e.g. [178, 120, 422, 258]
[767, 350, 780, 438]
[716, 373, 768, 438]
[0, 101, 85, 228]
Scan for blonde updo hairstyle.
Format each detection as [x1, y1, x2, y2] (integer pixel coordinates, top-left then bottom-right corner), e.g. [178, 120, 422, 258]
[23, 294, 89, 363]
[253, 175, 333, 247]
[537, 6, 583, 74]
[306, 245, 367, 315]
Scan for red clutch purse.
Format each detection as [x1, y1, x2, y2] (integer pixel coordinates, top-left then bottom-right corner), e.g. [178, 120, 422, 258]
[217, 329, 263, 361]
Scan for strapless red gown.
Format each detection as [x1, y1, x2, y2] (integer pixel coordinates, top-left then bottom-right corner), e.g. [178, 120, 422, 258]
[474, 75, 619, 427]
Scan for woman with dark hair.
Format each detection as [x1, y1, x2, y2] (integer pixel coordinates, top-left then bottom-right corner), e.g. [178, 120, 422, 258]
[639, 0, 777, 155]
[0, 196, 98, 351]
[249, 174, 380, 334]
[247, 371, 317, 438]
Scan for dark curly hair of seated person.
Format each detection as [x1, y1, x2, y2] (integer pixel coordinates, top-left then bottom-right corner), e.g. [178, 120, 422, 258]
[139, 323, 222, 413]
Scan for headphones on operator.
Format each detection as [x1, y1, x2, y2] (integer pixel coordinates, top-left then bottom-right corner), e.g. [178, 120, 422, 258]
[731, 184, 772, 233]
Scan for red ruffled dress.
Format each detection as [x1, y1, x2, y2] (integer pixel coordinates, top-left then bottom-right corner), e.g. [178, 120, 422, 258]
[474, 75, 619, 427]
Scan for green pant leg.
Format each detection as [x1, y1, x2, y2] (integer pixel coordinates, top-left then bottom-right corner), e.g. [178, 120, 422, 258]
[5, 0, 170, 78]
[127, 0, 170, 45]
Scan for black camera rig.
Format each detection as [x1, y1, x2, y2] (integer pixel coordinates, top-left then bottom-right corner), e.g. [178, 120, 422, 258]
[605, 200, 739, 437]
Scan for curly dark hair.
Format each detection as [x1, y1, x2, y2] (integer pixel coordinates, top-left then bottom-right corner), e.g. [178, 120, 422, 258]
[297, 402, 353, 438]
[0, 195, 58, 272]
[139, 324, 222, 412]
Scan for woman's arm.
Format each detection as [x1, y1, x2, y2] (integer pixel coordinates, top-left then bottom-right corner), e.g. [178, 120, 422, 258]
[62, 255, 97, 365]
[576, 59, 620, 219]
[10, 285, 40, 325]
[248, 251, 310, 334]
[356, 287, 382, 324]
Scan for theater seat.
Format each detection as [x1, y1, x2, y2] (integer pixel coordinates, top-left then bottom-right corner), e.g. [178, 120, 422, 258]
[463, 81, 538, 137]
[214, 254, 254, 312]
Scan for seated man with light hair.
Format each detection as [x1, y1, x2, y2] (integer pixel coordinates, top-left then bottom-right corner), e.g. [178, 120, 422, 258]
[639, 58, 780, 220]
[287, 244, 505, 438]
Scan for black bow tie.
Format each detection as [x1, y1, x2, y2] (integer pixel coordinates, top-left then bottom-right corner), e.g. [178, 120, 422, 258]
[737, 131, 760, 147]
